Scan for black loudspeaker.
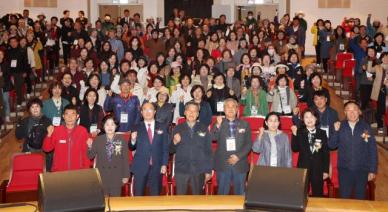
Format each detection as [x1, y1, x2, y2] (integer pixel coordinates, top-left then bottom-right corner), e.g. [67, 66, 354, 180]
[245, 166, 308, 212]
[38, 168, 105, 212]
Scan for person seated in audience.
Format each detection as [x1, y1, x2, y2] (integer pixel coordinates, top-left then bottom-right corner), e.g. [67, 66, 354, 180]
[293, 90, 339, 139]
[225, 67, 241, 99]
[81, 58, 95, 79]
[191, 64, 213, 92]
[61, 72, 80, 106]
[87, 114, 130, 197]
[170, 74, 193, 124]
[145, 76, 167, 103]
[233, 39, 249, 64]
[79, 73, 107, 107]
[43, 82, 70, 127]
[359, 47, 380, 110]
[235, 53, 251, 83]
[167, 61, 182, 93]
[267, 44, 281, 65]
[104, 78, 140, 132]
[267, 63, 294, 91]
[129, 102, 170, 196]
[211, 37, 227, 60]
[267, 74, 298, 116]
[273, 30, 287, 60]
[154, 89, 174, 126]
[291, 108, 329, 197]
[136, 56, 149, 89]
[79, 88, 104, 137]
[171, 102, 212, 195]
[371, 52, 388, 133]
[301, 72, 330, 107]
[261, 54, 276, 81]
[252, 112, 292, 168]
[284, 35, 302, 60]
[241, 76, 268, 117]
[211, 98, 252, 195]
[16, 98, 51, 153]
[207, 73, 235, 115]
[241, 62, 262, 89]
[215, 49, 236, 74]
[43, 104, 90, 172]
[329, 101, 377, 200]
[286, 52, 304, 87]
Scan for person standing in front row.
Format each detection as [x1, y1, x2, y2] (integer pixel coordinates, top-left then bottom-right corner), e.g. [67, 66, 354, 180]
[171, 102, 213, 195]
[291, 108, 329, 197]
[129, 102, 170, 196]
[43, 104, 90, 172]
[104, 78, 141, 132]
[87, 115, 130, 197]
[211, 98, 252, 195]
[328, 101, 378, 200]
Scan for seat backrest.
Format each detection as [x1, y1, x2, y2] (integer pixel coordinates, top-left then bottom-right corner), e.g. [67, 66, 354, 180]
[241, 116, 265, 132]
[7, 153, 45, 192]
[343, 59, 356, 78]
[330, 151, 339, 188]
[280, 116, 293, 132]
[238, 105, 245, 117]
[177, 117, 186, 125]
[336, 52, 353, 68]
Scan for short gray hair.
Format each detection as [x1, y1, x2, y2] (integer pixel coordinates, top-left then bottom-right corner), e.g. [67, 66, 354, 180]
[224, 98, 239, 108]
[185, 101, 200, 111]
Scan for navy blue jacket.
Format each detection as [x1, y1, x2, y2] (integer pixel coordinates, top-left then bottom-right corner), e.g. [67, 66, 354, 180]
[104, 94, 141, 132]
[349, 37, 367, 76]
[171, 122, 213, 174]
[129, 121, 170, 176]
[328, 120, 378, 173]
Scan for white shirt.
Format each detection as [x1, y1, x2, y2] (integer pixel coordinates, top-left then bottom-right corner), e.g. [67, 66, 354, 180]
[137, 67, 148, 89]
[170, 85, 193, 124]
[144, 120, 155, 138]
[269, 132, 277, 167]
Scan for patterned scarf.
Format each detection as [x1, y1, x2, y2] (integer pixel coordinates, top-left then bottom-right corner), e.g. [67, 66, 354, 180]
[105, 136, 114, 162]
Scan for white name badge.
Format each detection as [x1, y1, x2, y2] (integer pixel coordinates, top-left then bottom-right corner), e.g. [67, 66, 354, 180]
[377, 52, 382, 59]
[320, 126, 329, 138]
[283, 105, 291, 114]
[339, 44, 345, 51]
[216, 101, 224, 112]
[366, 71, 373, 78]
[120, 113, 128, 123]
[59, 140, 66, 144]
[52, 116, 61, 126]
[226, 137, 236, 152]
[251, 105, 258, 116]
[326, 36, 330, 42]
[11, 60, 17, 68]
[90, 124, 98, 133]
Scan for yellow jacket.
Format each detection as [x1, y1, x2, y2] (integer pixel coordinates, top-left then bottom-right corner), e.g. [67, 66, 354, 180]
[311, 25, 318, 46]
[32, 41, 43, 70]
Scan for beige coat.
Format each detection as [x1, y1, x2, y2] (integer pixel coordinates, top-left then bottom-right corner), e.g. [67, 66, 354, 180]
[371, 64, 388, 101]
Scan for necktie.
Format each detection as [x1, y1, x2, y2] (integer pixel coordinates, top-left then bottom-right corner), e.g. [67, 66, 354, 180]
[147, 123, 153, 165]
[147, 124, 153, 144]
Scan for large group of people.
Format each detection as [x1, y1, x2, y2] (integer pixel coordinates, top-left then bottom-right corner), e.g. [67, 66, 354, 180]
[0, 7, 385, 199]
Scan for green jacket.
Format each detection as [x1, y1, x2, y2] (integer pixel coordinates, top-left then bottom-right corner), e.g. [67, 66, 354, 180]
[241, 89, 268, 116]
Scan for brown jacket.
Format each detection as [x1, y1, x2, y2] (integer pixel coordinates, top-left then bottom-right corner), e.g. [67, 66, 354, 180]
[145, 38, 165, 60]
[371, 64, 387, 101]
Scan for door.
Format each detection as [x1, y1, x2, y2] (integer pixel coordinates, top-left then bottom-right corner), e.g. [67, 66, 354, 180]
[164, 0, 213, 24]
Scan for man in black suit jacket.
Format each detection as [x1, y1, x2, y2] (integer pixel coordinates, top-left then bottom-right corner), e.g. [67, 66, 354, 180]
[171, 102, 212, 195]
[119, 9, 133, 26]
[211, 98, 252, 195]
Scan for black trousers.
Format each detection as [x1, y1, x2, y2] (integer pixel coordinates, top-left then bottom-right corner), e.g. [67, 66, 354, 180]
[376, 88, 386, 128]
[13, 73, 25, 105]
[322, 58, 329, 73]
[360, 84, 373, 110]
[315, 43, 321, 64]
[307, 166, 324, 197]
[175, 173, 205, 195]
[62, 43, 71, 65]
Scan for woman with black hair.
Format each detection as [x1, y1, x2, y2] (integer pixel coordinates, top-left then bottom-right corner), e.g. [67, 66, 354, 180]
[87, 114, 130, 196]
[79, 88, 104, 137]
[333, 26, 349, 54]
[252, 112, 292, 167]
[291, 108, 329, 197]
[79, 73, 107, 107]
[267, 74, 297, 116]
[301, 72, 330, 107]
[170, 74, 193, 123]
[207, 72, 235, 115]
[128, 36, 144, 60]
[99, 41, 114, 62]
[154, 90, 174, 126]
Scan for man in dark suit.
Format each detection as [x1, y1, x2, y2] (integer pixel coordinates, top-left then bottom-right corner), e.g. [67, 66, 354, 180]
[129, 102, 170, 196]
[22, 9, 34, 27]
[211, 98, 252, 195]
[171, 102, 212, 195]
[120, 9, 133, 26]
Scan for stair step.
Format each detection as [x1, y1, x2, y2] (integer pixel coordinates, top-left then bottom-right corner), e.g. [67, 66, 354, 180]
[10, 112, 24, 118]
[5, 124, 14, 130]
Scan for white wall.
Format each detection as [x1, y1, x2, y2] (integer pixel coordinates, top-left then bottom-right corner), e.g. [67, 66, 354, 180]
[0, 0, 87, 22]
[290, 0, 388, 55]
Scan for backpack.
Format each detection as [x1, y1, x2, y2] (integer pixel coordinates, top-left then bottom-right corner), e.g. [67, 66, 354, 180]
[26, 119, 48, 149]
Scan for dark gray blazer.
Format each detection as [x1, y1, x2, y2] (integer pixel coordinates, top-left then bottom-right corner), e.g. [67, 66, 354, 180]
[211, 118, 252, 173]
[87, 134, 130, 196]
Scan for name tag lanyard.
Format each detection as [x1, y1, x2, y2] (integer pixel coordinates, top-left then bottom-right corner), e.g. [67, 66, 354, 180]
[278, 88, 290, 114]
